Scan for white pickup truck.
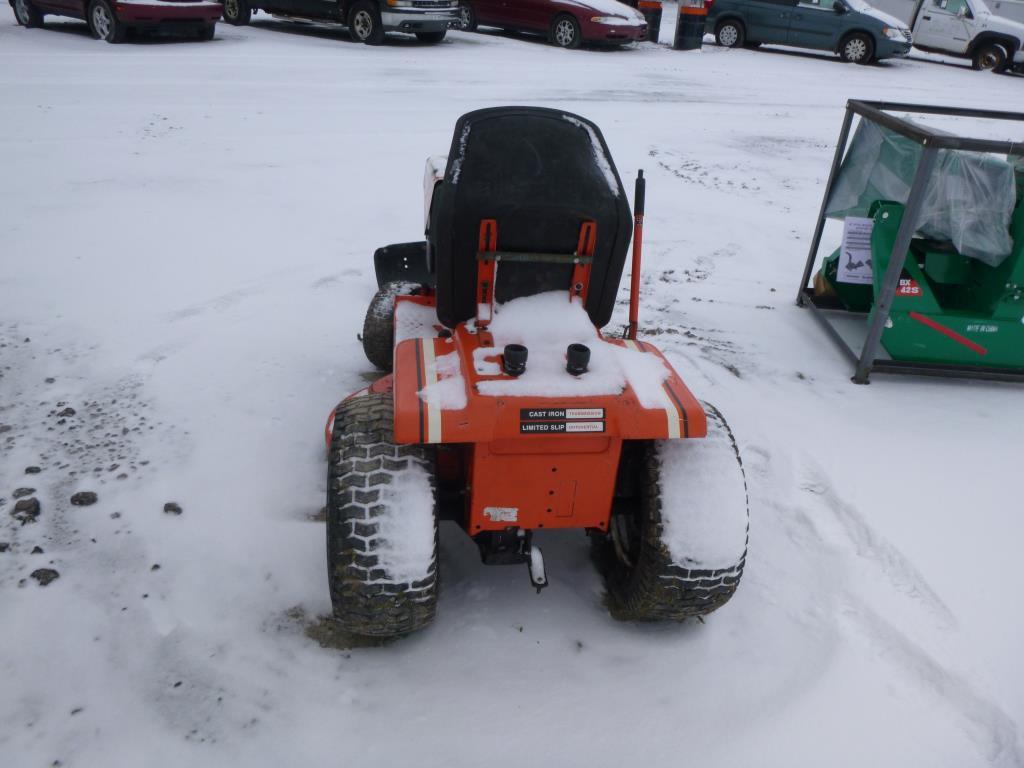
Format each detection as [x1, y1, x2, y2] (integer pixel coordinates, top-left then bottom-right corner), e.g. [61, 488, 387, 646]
[910, 0, 1024, 72]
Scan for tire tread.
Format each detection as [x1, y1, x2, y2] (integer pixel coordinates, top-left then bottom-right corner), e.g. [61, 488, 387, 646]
[595, 404, 749, 622]
[326, 393, 439, 638]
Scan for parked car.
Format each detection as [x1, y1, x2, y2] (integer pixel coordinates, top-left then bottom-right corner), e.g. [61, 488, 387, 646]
[9, 0, 222, 41]
[458, 0, 648, 48]
[707, 0, 912, 63]
[910, 0, 1024, 72]
[222, 0, 459, 44]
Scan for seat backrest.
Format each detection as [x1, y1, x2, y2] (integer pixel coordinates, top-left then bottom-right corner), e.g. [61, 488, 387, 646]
[428, 107, 633, 329]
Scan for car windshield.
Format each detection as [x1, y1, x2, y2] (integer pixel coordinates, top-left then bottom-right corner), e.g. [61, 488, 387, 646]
[843, 0, 876, 12]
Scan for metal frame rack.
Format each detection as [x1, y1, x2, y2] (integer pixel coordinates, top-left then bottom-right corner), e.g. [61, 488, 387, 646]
[796, 99, 1024, 384]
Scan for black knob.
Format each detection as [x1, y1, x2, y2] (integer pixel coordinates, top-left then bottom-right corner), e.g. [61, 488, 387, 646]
[503, 344, 528, 377]
[566, 344, 590, 376]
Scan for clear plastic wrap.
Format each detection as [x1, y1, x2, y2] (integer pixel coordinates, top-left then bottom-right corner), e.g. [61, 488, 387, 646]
[1012, 153, 1024, 203]
[825, 119, 1018, 266]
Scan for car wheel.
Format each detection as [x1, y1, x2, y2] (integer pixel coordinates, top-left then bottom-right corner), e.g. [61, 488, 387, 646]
[349, 0, 384, 45]
[839, 32, 873, 63]
[715, 19, 744, 48]
[88, 0, 127, 43]
[13, 0, 44, 27]
[549, 13, 581, 48]
[222, 0, 251, 26]
[199, 22, 216, 40]
[458, 1, 476, 31]
[416, 30, 446, 43]
[972, 43, 1007, 72]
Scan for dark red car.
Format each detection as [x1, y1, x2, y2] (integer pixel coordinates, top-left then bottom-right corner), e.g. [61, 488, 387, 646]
[10, 0, 222, 42]
[459, 0, 647, 47]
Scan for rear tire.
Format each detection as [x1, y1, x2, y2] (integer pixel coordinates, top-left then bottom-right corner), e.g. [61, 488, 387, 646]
[221, 0, 250, 26]
[416, 30, 446, 43]
[199, 23, 216, 40]
[839, 32, 873, 63]
[326, 393, 439, 639]
[715, 19, 744, 48]
[549, 13, 581, 48]
[13, 0, 44, 27]
[88, 0, 127, 43]
[593, 403, 749, 621]
[458, 1, 476, 31]
[972, 43, 1007, 72]
[349, 0, 385, 45]
[362, 281, 422, 372]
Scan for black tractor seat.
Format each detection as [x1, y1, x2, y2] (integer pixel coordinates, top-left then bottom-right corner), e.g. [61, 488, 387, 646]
[428, 106, 633, 330]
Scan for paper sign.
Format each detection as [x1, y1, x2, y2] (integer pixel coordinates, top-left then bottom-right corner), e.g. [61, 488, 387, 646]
[838, 217, 874, 285]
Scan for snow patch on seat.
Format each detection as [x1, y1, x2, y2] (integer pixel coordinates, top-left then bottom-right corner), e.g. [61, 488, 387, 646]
[563, 115, 619, 194]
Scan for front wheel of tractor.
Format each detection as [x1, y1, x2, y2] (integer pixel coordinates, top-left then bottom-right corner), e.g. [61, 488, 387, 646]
[361, 281, 424, 372]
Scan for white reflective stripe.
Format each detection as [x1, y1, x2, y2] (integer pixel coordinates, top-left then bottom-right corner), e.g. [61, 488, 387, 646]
[421, 341, 442, 443]
[661, 386, 681, 439]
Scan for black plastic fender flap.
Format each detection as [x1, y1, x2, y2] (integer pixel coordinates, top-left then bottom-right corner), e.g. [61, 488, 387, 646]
[373, 241, 434, 289]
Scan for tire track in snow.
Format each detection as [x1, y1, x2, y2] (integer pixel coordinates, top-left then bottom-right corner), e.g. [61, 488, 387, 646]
[748, 449, 1020, 764]
[801, 467, 956, 629]
[164, 285, 264, 322]
[841, 595, 1022, 766]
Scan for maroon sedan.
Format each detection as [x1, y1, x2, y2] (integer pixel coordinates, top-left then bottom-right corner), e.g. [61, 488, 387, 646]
[10, 0, 222, 42]
[459, 0, 647, 48]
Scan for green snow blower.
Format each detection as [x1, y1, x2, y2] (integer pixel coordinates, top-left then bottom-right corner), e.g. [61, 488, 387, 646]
[798, 100, 1024, 383]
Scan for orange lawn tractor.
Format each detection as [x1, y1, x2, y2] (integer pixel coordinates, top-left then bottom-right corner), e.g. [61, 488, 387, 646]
[325, 107, 750, 639]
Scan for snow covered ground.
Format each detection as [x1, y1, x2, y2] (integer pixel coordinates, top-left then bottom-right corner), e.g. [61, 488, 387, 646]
[2, 7, 1023, 767]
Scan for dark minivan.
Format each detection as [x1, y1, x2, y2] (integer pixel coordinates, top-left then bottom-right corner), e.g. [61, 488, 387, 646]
[706, 0, 912, 63]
